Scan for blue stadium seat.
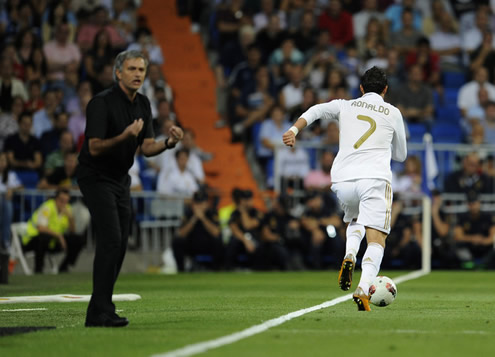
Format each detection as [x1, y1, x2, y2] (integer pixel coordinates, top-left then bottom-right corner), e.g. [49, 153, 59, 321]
[443, 71, 466, 89]
[431, 123, 464, 143]
[444, 88, 459, 104]
[407, 123, 427, 143]
[14, 171, 39, 189]
[436, 105, 461, 123]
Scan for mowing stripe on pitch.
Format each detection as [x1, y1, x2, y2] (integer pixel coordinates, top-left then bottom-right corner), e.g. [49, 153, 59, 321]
[152, 270, 428, 357]
[1, 308, 48, 312]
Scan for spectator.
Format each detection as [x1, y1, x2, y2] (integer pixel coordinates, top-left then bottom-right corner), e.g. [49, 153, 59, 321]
[0, 151, 22, 251]
[422, 0, 456, 36]
[138, 63, 173, 116]
[457, 66, 495, 118]
[0, 57, 28, 113]
[255, 13, 288, 61]
[274, 146, 311, 189]
[461, 5, 495, 56]
[303, 31, 337, 90]
[469, 30, 495, 83]
[157, 148, 199, 198]
[385, 0, 423, 33]
[215, 0, 248, 52]
[253, 0, 287, 33]
[444, 152, 492, 194]
[389, 7, 423, 56]
[269, 38, 304, 68]
[227, 44, 262, 102]
[128, 156, 143, 192]
[319, 67, 347, 102]
[405, 37, 441, 88]
[15, 29, 38, 70]
[218, 25, 256, 80]
[430, 191, 459, 268]
[356, 17, 388, 61]
[110, 0, 136, 44]
[4, 111, 42, 172]
[150, 128, 205, 186]
[429, 9, 462, 72]
[90, 62, 114, 95]
[40, 111, 69, 158]
[0, 95, 22, 151]
[44, 130, 75, 176]
[300, 190, 344, 269]
[38, 151, 78, 190]
[319, 119, 339, 151]
[76, 6, 127, 53]
[290, 87, 318, 123]
[291, 10, 318, 55]
[24, 47, 48, 84]
[257, 105, 291, 165]
[278, 63, 305, 112]
[41, 1, 76, 43]
[318, 0, 354, 49]
[392, 64, 434, 125]
[353, 0, 386, 41]
[84, 29, 117, 82]
[43, 23, 82, 83]
[304, 150, 334, 191]
[454, 190, 495, 267]
[476, 101, 495, 143]
[22, 188, 85, 273]
[127, 28, 164, 65]
[225, 189, 263, 269]
[24, 79, 44, 113]
[66, 80, 93, 115]
[1, 0, 38, 44]
[233, 66, 276, 136]
[393, 155, 423, 194]
[68, 92, 91, 145]
[173, 190, 223, 271]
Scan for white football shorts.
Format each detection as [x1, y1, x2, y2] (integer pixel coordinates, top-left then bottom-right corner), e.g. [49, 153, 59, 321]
[331, 179, 393, 234]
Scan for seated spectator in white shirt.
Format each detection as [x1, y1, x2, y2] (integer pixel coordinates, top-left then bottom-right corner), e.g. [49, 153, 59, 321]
[148, 128, 204, 185]
[458, 66, 495, 118]
[253, 0, 287, 33]
[157, 148, 199, 199]
[274, 146, 310, 189]
[279, 63, 305, 112]
[461, 5, 495, 56]
[304, 151, 334, 191]
[257, 106, 291, 163]
[429, 10, 462, 71]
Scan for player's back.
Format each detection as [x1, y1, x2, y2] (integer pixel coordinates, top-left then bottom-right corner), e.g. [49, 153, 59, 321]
[331, 92, 405, 184]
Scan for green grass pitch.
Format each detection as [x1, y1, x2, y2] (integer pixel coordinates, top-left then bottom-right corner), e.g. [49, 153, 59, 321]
[0, 271, 494, 357]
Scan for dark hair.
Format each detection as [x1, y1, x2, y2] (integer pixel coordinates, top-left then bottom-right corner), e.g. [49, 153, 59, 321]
[232, 188, 243, 205]
[47, 1, 68, 26]
[361, 66, 388, 94]
[175, 148, 189, 159]
[55, 187, 70, 198]
[18, 111, 33, 122]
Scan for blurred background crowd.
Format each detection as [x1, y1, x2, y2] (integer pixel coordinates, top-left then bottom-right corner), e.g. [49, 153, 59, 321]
[1, 0, 495, 276]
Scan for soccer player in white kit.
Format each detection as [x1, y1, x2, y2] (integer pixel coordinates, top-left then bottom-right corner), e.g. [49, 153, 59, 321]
[282, 67, 407, 311]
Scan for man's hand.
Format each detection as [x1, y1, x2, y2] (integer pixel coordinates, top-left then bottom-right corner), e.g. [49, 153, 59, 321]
[58, 235, 67, 251]
[124, 119, 144, 138]
[282, 130, 296, 147]
[168, 125, 184, 146]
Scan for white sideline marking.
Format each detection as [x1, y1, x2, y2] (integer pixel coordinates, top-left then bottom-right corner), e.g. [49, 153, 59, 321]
[152, 270, 428, 357]
[1, 308, 48, 312]
[0, 293, 141, 304]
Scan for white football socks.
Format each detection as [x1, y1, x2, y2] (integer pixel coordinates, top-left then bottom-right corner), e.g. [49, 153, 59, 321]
[345, 222, 366, 261]
[358, 242, 384, 295]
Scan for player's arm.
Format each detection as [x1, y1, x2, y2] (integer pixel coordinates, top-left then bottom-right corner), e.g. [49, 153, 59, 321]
[283, 101, 341, 147]
[391, 111, 407, 162]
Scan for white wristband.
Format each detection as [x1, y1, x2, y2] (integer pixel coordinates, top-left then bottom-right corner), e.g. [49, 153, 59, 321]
[289, 126, 299, 136]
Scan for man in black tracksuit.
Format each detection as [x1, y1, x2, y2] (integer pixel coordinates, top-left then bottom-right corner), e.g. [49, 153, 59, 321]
[77, 50, 183, 327]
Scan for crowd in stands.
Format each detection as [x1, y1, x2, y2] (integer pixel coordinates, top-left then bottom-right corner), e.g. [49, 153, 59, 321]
[1, 0, 495, 272]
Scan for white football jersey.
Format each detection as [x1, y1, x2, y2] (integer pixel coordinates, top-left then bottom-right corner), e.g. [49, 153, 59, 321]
[301, 92, 407, 183]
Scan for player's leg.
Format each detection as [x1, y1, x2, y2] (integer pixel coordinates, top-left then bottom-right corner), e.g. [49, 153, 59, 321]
[332, 181, 361, 291]
[352, 179, 392, 311]
[338, 221, 366, 291]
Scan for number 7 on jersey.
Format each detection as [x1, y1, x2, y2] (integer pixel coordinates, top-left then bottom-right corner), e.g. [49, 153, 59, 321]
[353, 115, 376, 149]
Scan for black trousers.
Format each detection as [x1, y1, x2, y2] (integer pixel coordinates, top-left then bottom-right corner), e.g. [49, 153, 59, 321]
[23, 233, 84, 273]
[79, 174, 131, 318]
[172, 234, 224, 271]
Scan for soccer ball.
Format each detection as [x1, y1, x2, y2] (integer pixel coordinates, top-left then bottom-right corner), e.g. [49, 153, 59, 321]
[369, 276, 397, 307]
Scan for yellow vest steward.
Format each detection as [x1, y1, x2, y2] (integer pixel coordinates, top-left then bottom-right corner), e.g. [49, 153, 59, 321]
[23, 199, 72, 249]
